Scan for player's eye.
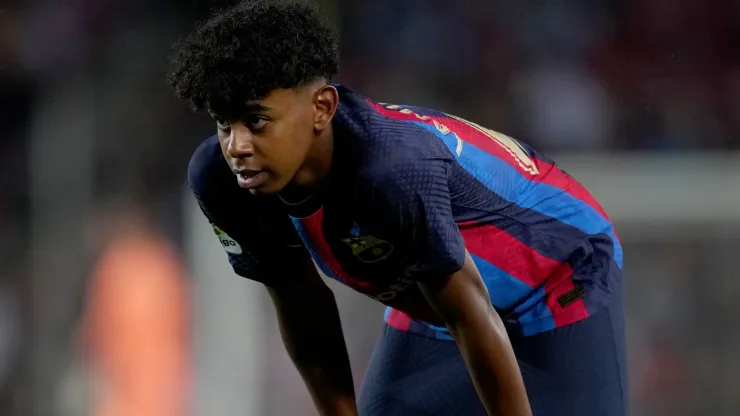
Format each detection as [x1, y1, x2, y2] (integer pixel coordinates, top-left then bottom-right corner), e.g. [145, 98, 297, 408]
[244, 115, 269, 131]
[215, 118, 231, 131]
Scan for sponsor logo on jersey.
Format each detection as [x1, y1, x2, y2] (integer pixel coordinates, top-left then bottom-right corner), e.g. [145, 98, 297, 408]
[340, 235, 394, 263]
[211, 224, 243, 255]
[371, 276, 414, 301]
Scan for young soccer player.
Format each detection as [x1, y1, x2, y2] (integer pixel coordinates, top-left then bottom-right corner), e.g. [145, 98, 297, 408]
[168, 1, 628, 415]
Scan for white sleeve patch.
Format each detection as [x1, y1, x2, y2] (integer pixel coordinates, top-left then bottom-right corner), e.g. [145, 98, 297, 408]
[211, 224, 243, 255]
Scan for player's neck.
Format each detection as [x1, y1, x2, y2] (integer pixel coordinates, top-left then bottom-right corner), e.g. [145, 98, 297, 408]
[281, 126, 334, 203]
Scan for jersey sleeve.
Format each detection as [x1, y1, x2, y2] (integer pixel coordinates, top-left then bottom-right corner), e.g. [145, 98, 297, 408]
[187, 137, 307, 284]
[370, 158, 466, 279]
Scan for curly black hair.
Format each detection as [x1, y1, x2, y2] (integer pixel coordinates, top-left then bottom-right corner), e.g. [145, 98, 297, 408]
[167, 0, 339, 117]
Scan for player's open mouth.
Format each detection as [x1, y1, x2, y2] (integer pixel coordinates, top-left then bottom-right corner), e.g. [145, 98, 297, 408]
[235, 169, 268, 189]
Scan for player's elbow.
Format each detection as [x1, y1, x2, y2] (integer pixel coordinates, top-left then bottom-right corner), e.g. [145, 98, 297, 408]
[420, 253, 500, 332]
[445, 292, 504, 339]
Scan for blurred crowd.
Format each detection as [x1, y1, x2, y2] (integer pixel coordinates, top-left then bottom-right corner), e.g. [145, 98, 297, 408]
[0, 0, 738, 415]
[339, 0, 740, 151]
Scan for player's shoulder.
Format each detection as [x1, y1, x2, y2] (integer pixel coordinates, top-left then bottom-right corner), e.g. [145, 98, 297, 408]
[333, 88, 449, 192]
[353, 153, 450, 214]
[187, 135, 229, 197]
[336, 88, 452, 168]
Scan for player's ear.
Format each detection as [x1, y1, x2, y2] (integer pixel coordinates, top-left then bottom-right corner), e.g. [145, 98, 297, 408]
[313, 83, 338, 131]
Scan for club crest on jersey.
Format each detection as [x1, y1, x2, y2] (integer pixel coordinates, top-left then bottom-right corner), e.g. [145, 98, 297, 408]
[340, 235, 394, 263]
[211, 224, 243, 255]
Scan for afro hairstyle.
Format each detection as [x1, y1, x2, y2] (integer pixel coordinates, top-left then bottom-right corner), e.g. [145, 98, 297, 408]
[166, 0, 339, 118]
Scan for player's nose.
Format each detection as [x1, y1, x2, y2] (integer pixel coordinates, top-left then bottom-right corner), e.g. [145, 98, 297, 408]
[225, 122, 255, 159]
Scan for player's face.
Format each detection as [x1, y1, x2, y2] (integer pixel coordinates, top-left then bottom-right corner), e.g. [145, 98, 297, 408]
[213, 83, 337, 195]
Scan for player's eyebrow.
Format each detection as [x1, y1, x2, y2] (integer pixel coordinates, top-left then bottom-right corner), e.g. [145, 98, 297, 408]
[242, 102, 271, 113]
[208, 102, 272, 121]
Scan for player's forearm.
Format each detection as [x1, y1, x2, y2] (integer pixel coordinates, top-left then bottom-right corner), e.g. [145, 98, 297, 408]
[269, 285, 357, 416]
[297, 357, 356, 416]
[289, 313, 357, 416]
[419, 254, 532, 416]
[449, 310, 531, 416]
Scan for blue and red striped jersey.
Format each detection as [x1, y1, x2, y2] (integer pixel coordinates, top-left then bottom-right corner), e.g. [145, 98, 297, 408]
[188, 85, 623, 338]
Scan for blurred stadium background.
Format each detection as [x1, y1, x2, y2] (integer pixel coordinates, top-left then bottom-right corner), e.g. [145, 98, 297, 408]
[1, 0, 739, 415]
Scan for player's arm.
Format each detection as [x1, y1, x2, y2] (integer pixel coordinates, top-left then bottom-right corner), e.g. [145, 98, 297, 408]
[202, 221, 357, 416]
[417, 254, 531, 416]
[204, 221, 357, 416]
[188, 151, 356, 416]
[372, 158, 531, 416]
[265, 260, 357, 416]
[206, 225, 358, 416]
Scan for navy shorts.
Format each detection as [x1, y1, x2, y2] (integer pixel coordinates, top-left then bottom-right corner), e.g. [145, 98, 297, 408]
[357, 284, 628, 416]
